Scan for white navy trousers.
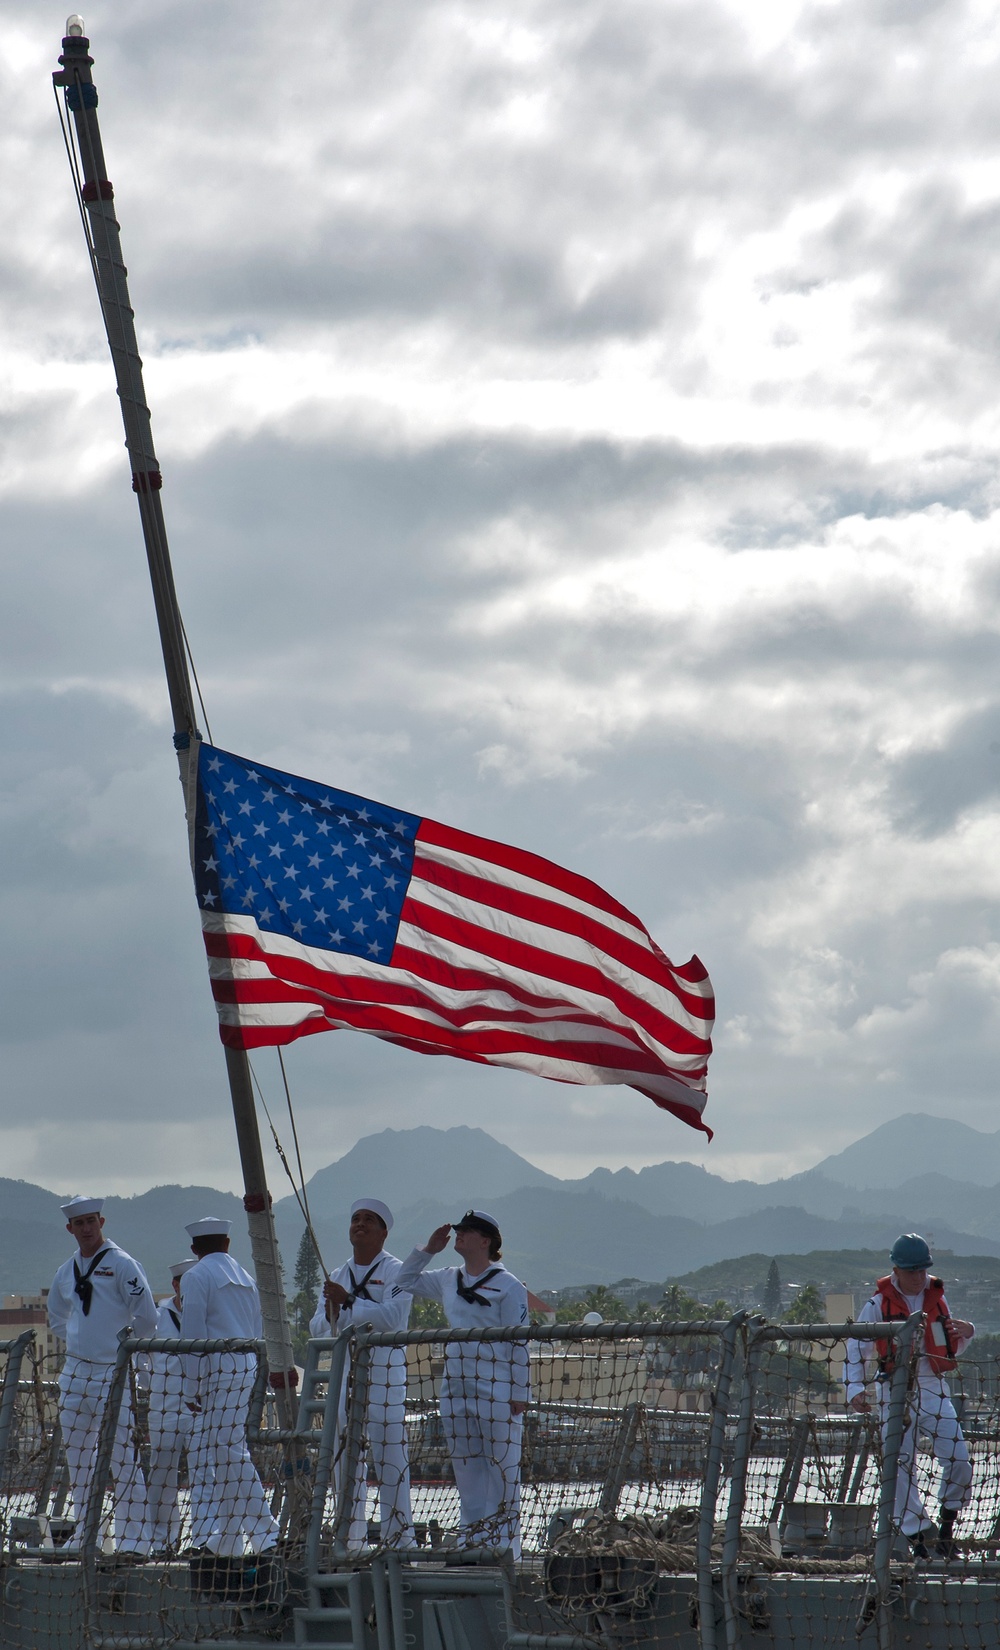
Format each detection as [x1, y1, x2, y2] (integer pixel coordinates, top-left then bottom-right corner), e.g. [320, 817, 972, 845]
[58, 1355, 150, 1552]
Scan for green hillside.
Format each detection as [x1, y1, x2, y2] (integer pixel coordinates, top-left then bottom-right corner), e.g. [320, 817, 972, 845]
[670, 1249, 1000, 1295]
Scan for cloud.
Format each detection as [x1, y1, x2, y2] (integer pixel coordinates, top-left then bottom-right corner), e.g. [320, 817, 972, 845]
[4, 0, 1000, 1199]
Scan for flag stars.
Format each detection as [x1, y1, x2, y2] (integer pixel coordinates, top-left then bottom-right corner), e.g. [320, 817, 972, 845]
[357, 808, 370, 823]
[352, 919, 366, 934]
[316, 820, 331, 836]
[374, 827, 388, 842]
[241, 891, 254, 909]
[361, 885, 375, 903]
[246, 769, 260, 783]
[292, 830, 307, 847]
[389, 846, 404, 862]
[376, 906, 390, 922]
[337, 814, 351, 828]
[329, 929, 342, 944]
[262, 788, 277, 804]
[230, 832, 245, 849]
[223, 778, 238, 794]
[369, 852, 384, 869]
[247, 853, 261, 869]
[300, 802, 315, 816]
[331, 843, 346, 859]
[284, 865, 300, 881]
[269, 844, 284, 859]
[301, 886, 314, 902]
[392, 820, 406, 835]
[337, 896, 351, 912]
[292, 919, 305, 936]
[346, 864, 361, 880]
[202, 890, 217, 906]
[277, 809, 292, 826]
[203, 855, 219, 873]
[322, 875, 337, 890]
[384, 874, 398, 891]
[223, 875, 237, 891]
[278, 898, 290, 914]
[353, 832, 366, 846]
[263, 876, 276, 892]
[315, 907, 328, 922]
[238, 800, 253, 816]
[207, 756, 222, 774]
[308, 852, 322, 868]
[253, 822, 268, 837]
[367, 941, 380, 956]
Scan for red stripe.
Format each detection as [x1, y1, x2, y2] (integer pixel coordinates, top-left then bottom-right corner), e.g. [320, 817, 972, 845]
[412, 850, 713, 1021]
[214, 976, 676, 1073]
[400, 897, 711, 1057]
[204, 932, 708, 1080]
[417, 818, 645, 931]
[205, 924, 710, 1063]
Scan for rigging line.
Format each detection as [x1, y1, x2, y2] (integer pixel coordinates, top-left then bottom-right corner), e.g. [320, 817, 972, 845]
[57, 78, 216, 749]
[277, 1047, 314, 1241]
[247, 1056, 328, 1279]
[58, 73, 210, 743]
[179, 611, 214, 745]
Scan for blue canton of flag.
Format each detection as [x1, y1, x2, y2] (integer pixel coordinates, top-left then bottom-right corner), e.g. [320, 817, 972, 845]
[195, 747, 420, 966]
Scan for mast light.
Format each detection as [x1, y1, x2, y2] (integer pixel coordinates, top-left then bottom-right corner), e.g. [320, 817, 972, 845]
[66, 15, 85, 36]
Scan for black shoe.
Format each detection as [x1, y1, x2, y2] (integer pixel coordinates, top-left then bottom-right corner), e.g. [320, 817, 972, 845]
[938, 1509, 959, 1559]
[909, 1526, 935, 1560]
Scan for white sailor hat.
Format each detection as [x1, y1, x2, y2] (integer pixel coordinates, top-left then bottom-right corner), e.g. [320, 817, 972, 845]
[61, 1195, 104, 1219]
[185, 1216, 232, 1239]
[350, 1198, 393, 1231]
[455, 1209, 501, 1239]
[169, 1258, 198, 1278]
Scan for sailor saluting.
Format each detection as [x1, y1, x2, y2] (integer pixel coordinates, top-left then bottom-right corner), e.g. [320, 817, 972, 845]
[396, 1211, 530, 1557]
[47, 1194, 158, 1556]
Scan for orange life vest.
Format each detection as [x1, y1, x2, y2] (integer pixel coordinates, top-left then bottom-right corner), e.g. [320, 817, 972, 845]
[875, 1274, 957, 1376]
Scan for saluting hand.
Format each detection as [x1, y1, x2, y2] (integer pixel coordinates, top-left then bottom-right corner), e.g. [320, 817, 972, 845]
[849, 1394, 871, 1413]
[425, 1223, 452, 1254]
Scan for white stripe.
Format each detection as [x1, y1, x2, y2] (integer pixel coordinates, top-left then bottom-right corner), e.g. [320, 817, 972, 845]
[204, 913, 707, 1073]
[416, 837, 649, 948]
[402, 882, 713, 1033]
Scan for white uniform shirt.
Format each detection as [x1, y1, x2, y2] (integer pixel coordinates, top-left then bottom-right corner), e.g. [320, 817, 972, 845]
[309, 1250, 411, 1391]
[844, 1282, 974, 1399]
[48, 1240, 157, 1365]
[179, 1252, 263, 1404]
[395, 1248, 530, 1405]
[150, 1297, 185, 1416]
[179, 1253, 263, 1340]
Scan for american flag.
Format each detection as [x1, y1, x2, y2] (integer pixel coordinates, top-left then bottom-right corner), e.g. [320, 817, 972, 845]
[194, 743, 714, 1136]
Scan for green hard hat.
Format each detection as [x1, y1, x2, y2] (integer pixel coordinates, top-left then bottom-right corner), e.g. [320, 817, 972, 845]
[890, 1233, 932, 1268]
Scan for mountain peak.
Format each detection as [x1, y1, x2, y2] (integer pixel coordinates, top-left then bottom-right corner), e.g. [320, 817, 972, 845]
[813, 1113, 1000, 1191]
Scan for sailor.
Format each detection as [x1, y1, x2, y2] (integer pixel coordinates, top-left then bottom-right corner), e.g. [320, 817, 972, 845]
[179, 1217, 280, 1557]
[845, 1233, 974, 1558]
[396, 1211, 529, 1557]
[146, 1259, 210, 1555]
[47, 1195, 158, 1555]
[308, 1199, 414, 1549]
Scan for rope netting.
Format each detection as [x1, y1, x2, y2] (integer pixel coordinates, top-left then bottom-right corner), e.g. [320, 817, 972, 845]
[4, 1319, 1000, 1644]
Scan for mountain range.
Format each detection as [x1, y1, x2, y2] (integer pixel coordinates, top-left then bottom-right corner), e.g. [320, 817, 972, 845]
[7, 1112, 1000, 1297]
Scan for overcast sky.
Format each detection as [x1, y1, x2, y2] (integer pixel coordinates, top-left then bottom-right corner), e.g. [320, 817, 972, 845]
[3, 0, 1000, 1198]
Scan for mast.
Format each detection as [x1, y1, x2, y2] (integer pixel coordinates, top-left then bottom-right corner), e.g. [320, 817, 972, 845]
[53, 17, 299, 1423]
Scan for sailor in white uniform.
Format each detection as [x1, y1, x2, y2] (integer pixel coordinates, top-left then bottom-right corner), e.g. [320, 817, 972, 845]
[47, 1195, 157, 1555]
[396, 1211, 529, 1556]
[146, 1259, 211, 1554]
[179, 1217, 280, 1558]
[309, 1198, 414, 1549]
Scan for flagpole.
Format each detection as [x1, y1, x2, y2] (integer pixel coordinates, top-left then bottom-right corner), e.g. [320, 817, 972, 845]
[53, 18, 300, 1423]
